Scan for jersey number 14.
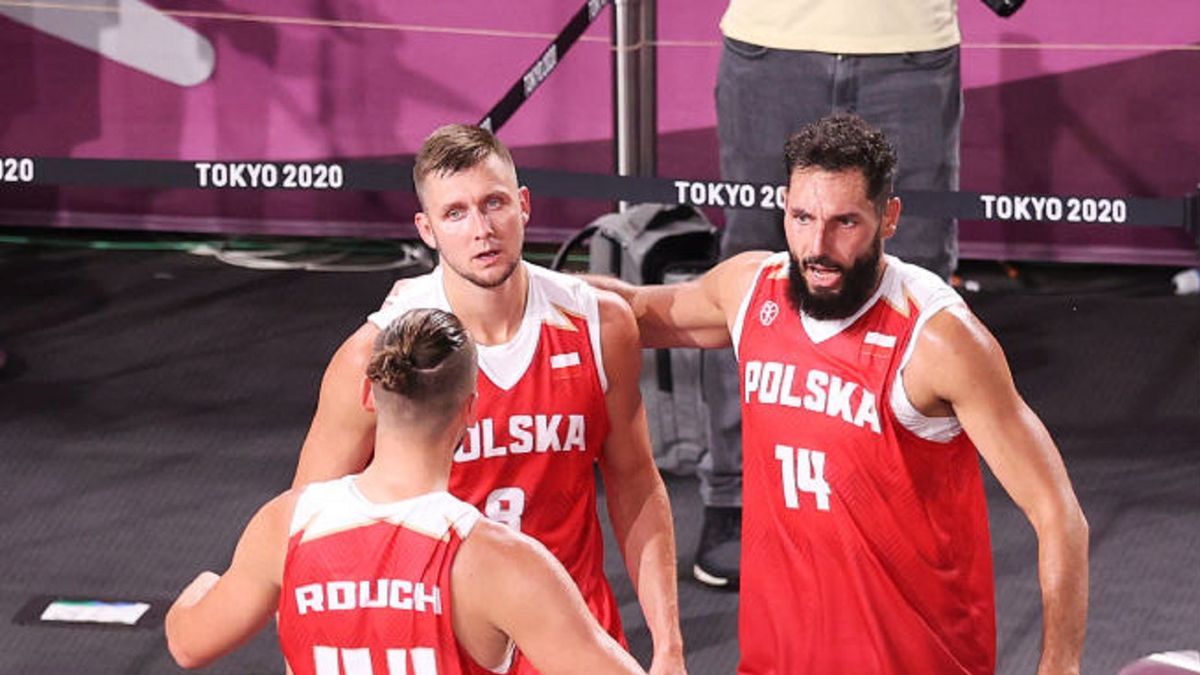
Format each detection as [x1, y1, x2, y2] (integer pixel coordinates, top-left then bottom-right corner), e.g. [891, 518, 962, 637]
[774, 445, 831, 511]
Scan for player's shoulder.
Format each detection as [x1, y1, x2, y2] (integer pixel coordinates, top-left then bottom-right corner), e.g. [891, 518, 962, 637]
[329, 322, 380, 376]
[287, 477, 350, 534]
[239, 487, 305, 547]
[368, 269, 443, 329]
[458, 517, 554, 571]
[718, 250, 779, 285]
[918, 302, 995, 357]
[450, 517, 558, 628]
[423, 492, 484, 540]
[906, 300, 1010, 406]
[526, 261, 597, 312]
[592, 285, 634, 326]
[720, 249, 778, 272]
[885, 255, 962, 315]
[883, 257, 980, 354]
[263, 488, 302, 521]
[710, 250, 780, 305]
[750, 250, 788, 270]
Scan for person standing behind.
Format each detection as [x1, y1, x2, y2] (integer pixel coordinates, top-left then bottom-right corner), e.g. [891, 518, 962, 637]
[166, 308, 646, 675]
[590, 114, 1088, 674]
[292, 125, 685, 675]
[693, 0, 966, 588]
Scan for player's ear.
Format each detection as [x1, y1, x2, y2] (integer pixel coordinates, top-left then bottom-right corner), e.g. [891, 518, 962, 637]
[361, 377, 376, 413]
[881, 196, 901, 240]
[518, 186, 531, 226]
[414, 212, 438, 250]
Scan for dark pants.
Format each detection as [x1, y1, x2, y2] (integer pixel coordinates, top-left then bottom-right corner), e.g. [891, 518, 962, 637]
[698, 38, 962, 507]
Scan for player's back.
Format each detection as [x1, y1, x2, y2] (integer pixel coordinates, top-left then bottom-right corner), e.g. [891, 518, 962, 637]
[278, 477, 508, 675]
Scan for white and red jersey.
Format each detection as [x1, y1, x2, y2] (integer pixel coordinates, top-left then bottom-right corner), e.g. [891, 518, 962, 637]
[278, 478, 509, 675]
[734, 253, 996, 675]
[368, 263, 623, 658]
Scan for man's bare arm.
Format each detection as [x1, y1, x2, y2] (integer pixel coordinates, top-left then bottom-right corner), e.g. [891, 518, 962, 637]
[165, 492, 293, 669]
[593, 291, 686, 675]
[453, 519, 646, 675]
[583, 251, 768, 349]
[292, 323, 380, 487]
[907, 306, 1088, 675]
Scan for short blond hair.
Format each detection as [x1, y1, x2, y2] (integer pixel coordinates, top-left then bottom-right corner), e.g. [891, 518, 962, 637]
[413, 124, 517, 204]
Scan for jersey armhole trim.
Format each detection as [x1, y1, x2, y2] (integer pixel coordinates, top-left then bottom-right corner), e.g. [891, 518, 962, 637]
[730, 255, 776, 359]
[891, 298, 964, 443]
[484, 641, 517, 674]
[583, 286, 608, 393]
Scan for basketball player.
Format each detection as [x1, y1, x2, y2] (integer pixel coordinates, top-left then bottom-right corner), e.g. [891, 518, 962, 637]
[588, 114, 1089, 674]
[166, 308, 646, 675]
[292, 126, 684, 674]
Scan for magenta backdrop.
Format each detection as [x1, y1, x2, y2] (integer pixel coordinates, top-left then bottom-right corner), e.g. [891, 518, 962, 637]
[1, 1, 1197, 264]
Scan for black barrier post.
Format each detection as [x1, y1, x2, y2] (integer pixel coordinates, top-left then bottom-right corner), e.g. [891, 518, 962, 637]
[1187, 184, 1200, 248]
[612, 0, 656, 212]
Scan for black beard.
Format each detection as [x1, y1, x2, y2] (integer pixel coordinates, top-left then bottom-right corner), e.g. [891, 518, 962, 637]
[785, 237, 883, 320]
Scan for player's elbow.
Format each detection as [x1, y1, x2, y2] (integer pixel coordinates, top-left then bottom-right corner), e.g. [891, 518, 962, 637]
[165, 612, 216, 669]
[166, 633, 212, 670]
[168, 644, 205, 670]
[1067, 502, 1089, 543]
[1033, 494, 1089, 549]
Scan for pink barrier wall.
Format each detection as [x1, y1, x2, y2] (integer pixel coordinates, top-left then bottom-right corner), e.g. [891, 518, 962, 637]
[1, 0, 1197, 264]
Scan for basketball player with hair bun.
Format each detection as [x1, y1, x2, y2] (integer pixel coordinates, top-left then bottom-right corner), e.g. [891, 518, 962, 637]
[166, 308, 646, 675]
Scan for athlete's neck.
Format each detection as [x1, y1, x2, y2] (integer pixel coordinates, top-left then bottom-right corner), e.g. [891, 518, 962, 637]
[869, 257, 889, 297]
[355, 425, 457, 503]
[442, 262, 529, 346]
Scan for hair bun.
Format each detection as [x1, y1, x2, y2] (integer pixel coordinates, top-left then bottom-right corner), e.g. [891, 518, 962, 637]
[367, 307, 476, 400]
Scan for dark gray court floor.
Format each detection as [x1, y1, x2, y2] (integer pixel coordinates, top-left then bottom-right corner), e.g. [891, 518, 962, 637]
[1, 236, 1197, 674]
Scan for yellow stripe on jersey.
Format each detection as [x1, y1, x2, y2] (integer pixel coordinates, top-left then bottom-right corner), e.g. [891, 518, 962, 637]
[545, 302, 583, 332]
[882, 283, 918, 319]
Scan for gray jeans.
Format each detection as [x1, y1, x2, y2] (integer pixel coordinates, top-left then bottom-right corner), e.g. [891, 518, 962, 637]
[698, 38, 963, 508]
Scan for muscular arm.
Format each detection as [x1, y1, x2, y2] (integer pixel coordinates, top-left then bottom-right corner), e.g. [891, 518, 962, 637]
[292, 323, 380, 488]
[583, 251, 768, 349]
[905, 305, 1089, 675]
[593, 291, 685, 674]
[165, 492, 294, 669]
[453, 519, 646, 675]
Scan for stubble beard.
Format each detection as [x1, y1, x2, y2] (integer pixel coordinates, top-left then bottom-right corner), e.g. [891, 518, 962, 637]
[452, 255, 520, 290]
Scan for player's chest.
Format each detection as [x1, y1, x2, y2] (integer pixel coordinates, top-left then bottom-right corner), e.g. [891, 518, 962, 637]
[739, 321, 902, 436]
[455, 341, 605, 464]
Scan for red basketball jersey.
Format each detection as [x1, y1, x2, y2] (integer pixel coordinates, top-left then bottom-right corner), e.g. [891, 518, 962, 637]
[370, 263, 623, 670]
[735, 253, 996, 675]
[278, 479, 508, 675]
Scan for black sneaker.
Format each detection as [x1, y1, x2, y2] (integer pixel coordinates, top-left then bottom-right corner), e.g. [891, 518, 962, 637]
[693, 506, 741, 589]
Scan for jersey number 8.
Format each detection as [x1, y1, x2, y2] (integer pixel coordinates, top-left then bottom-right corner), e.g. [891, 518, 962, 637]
[485, 487, 527, 531]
